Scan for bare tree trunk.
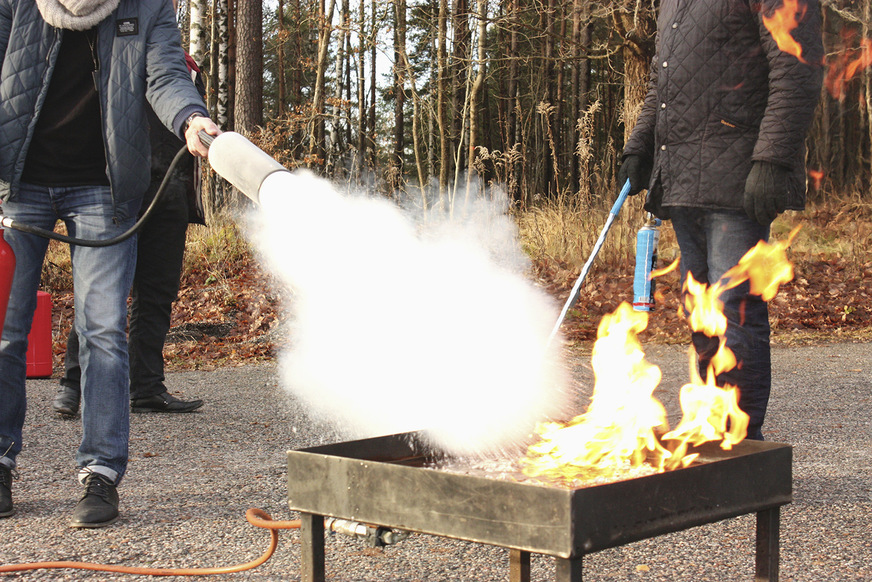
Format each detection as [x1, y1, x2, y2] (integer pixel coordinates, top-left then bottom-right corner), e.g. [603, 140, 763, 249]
[189, 0, 207, 64]
[216, 0, 230, 126]
[864, 0, 872, 194]
[208, 0, 218, 114]
[465, 0, 487, 200]
[328, 0, 349, 175]
[391, 0, 407, 192]
[234, 0, 262, 133]
[276, 0, 287, 117]
[542, 0, 557, 197]
[428, 28, 436, 182]
[356, 0, 367, 179]
[291, 0, 302, 105]
[368, 0, 377, 170]
[505, 0, 520, 203]
[569, 0, 591, 196]
[225, 0, 236, 130]
[308, 0, 337, 165]
[617, 1, 656, 139]
[452, 0, 470, 178]
[437, 0, 449, 204]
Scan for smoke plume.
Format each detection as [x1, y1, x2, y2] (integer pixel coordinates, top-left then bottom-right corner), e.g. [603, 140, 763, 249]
[248, 171, 568, 456]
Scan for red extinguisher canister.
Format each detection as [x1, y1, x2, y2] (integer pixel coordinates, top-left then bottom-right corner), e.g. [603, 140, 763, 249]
[0, 227, 15, 337]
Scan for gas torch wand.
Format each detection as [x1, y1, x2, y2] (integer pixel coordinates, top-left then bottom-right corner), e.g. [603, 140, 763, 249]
[546, 179, 631, 346]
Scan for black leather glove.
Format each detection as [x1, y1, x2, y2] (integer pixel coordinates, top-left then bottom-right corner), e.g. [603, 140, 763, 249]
[617, 155, 651, 196]
[743, 161, 791, 226]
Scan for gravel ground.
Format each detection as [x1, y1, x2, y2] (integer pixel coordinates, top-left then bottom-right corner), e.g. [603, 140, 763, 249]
[1, 341, 870, 581]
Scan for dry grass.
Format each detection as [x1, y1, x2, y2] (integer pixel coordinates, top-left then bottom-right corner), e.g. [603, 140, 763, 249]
[518, 192, 871, 276]
[39, 193, 869, 295]
[39, 214, 254, 297]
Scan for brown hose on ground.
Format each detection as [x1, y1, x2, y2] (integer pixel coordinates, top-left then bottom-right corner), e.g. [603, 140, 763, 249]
[0, 508, 301, 576]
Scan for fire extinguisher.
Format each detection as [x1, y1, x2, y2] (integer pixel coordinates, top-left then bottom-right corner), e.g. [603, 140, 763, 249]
[632, 213, 660, 312]
[0, 225, 15, 336]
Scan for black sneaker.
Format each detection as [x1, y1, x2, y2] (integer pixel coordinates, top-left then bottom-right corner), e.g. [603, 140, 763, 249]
[52, 385, 81, 416]
[131, 391, 204, 413]
[0, 464, 13, 518]
[69, 473, 119, 528]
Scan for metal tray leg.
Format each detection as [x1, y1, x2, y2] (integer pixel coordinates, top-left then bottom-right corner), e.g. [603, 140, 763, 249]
[510, 549, 531, 582]
[555, 556, 583, 582]
[301, 512, 326, 582]
[755, 507, 780, 582]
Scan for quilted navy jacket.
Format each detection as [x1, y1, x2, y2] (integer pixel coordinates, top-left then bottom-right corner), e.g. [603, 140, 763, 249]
[0, 0, 208, 217]
[623, 0, 824, 217]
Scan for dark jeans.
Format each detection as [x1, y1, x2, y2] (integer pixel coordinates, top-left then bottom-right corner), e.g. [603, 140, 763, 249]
[669, 207, 771, 441]
[62, 176, 189, 401]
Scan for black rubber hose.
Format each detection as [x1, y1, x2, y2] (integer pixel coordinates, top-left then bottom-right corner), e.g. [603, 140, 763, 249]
[1, 143, 191, 247]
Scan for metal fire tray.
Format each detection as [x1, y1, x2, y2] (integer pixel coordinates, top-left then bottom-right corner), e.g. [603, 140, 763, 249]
[287, 431, 791, 582]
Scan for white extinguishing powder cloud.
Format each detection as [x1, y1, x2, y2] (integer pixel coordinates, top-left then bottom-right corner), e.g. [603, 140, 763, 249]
[248, 171, 569, 456]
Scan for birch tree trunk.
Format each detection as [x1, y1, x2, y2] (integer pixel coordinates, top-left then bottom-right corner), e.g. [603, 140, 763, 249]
[328, 0, 349, 175]
[368, 0, 377, 169]
[215, 0, 229, 126]
[437, 0, 449, 203]
[189, 0, 207, 64]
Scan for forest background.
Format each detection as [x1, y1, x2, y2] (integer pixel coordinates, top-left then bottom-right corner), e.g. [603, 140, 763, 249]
[41, 0, 872, 369]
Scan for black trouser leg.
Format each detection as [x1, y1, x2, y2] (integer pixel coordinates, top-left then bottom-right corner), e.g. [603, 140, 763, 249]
[128, 187, 188, 401]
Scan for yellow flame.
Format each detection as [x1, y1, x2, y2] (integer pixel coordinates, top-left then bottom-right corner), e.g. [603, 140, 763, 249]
[523, 229, 799, 482]
[521, 303, 669, 480]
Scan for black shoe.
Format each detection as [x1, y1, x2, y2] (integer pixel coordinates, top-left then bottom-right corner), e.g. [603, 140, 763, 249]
[69, 473, 119, 528]
[0, 464, 14, 518]
[131, 391, 204, 413]
[52, 385, 81, 416]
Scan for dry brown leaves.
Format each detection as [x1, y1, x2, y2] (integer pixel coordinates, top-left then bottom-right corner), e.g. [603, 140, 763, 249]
[45, 252, 872, 375]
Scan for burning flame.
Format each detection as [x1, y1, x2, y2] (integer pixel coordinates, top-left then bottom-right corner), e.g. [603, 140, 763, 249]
[762, 0, 808, 63]
[825, 37, 872, 101]
[650, 257, 679, 279]
[522, 303, 671, 480]
[521, 228, 801, 483]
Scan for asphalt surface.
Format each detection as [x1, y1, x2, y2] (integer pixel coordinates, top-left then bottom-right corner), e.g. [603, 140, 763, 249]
[0, 341, 870, 581]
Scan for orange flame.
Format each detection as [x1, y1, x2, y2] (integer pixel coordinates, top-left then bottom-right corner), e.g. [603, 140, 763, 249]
[825, 38, 872, 101]
[650, 257, 680, 279]
[522, 229, 801, 483]
[762, 0, 808, 63]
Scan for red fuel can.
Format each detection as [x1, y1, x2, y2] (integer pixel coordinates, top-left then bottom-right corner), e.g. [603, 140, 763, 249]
[26, 291, 52, 378]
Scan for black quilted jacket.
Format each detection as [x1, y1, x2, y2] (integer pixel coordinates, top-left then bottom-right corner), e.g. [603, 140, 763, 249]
[623, 0, 824, 217]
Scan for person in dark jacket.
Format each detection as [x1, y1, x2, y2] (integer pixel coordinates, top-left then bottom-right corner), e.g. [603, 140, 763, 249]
[0, 0, 220, 527]
[618, 0, 823, 440]
[53, 52, 207, 416]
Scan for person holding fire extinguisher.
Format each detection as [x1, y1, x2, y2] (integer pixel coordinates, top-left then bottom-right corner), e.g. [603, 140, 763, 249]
[0, 0, 220, 527]
[53, 45, 207, 417]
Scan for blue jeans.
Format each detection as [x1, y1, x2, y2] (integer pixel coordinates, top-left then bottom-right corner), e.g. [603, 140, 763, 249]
[669, 208, 770, 441]
[0, 184, 137, 483]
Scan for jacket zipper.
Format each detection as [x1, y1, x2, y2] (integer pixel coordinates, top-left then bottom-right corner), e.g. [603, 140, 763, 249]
[87, 28, 118, 223]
